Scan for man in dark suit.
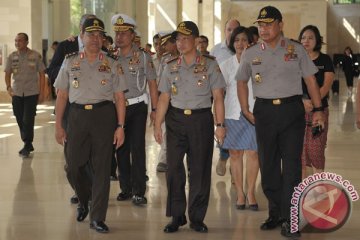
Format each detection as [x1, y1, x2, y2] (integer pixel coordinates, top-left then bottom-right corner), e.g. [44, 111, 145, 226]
[47, 13, 96, 204]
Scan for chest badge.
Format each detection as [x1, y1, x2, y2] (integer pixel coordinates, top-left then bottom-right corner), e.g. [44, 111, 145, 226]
[171, 83, 178, 95]
[252, 57, 262, 65]
[101, 79, 107, 85]
[72, 79, 79, 88]
[254, 73, 262, 83]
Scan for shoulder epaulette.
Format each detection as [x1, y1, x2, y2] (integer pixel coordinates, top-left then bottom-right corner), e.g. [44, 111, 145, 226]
[107, 52, 119, 60]
[290, 39, 301, 45]
[65, 51, 78, 59]
[246, 42, 257, 50]
[162, 52, 170, 57]
[202, 54, 216, 60]
[166, 56, 178, 64]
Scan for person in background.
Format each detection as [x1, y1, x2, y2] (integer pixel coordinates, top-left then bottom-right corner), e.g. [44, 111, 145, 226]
[210, 18, 241, 177]
[197, 35, 209, 55]
[236, 6, 324, 238]
[103, 35, 114, 52]
[134, 32, 141, 48]
[221, 26, 259, 211]
[299, 25, 334, 179]
[155, 31, 179, 173]
[4, 32, 46, 157]
[248, 26, 259, 43]
[152, 34, 164, 72]
[145, 43, 155, 55]
[342, 46, 356, 97]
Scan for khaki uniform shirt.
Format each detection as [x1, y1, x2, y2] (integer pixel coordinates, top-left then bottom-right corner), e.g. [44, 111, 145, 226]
[5, 49, 45, 97]
[54, 51, 127, 104]
[235, 37, 318, 99]
[159, 52, 226, 109]
[116, 45, 156, 99]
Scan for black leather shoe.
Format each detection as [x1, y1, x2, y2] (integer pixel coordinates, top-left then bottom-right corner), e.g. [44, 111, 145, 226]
[116, 192, 132, 201]
[164, 215, 187, 233]
[90, 221, 109, 233]
[19, 148, 30, 157]
[190, 222, 208, 233]
[70, 194, 79, 204]
[76, 204, 89, 222]
[260, 216, 283, 230]
[281, 221, 301, 238]
[132, 195, 147, 205]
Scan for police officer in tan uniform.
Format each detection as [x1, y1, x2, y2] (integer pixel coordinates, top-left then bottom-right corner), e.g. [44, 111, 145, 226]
[54, 18, 127, 233]
[4, 33, 46, 157]
[156, 31, 179, 172]
[111, 14, 158, 205]
[235, 6, 325, 238]
[154, 21, 226, 233]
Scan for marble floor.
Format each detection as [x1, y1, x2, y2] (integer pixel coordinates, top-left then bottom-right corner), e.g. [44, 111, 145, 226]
[0, 78, 359, 240]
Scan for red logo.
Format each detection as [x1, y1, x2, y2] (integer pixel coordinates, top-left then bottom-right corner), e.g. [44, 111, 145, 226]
[300, 182, 351, 232]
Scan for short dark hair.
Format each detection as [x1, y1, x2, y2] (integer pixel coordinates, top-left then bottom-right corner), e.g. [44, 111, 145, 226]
[52, 41, 59, 46]
[106, 35, 113, 44]
[153, 33, 160, 42]
[199, 35, 208, 43]
[248, 26, 259, 38]
[17, 32, 29, 41]
[344, 46, 353, 55]
[298, 25, 322, 52]
[228, 26, 254, 54]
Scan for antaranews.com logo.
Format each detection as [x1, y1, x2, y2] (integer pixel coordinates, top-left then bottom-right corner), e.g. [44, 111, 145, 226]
[291, 172, 359, 233]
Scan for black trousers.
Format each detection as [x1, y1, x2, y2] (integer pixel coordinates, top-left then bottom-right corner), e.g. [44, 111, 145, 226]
[165, 107, 214, 223]
[12, 95, 38, 146]
[254, 98, 305, 220]
[116, 102, 148, 196]
[66, 103, 116, 221]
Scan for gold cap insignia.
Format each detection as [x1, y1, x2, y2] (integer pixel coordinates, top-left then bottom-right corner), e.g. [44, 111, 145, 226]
[261, 9, 267, 17]
[116, 17, 124, 25]
[93, 20, 99, 27]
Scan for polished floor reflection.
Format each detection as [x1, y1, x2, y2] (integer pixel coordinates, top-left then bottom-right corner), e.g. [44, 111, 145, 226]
[0, 78, 359, 240]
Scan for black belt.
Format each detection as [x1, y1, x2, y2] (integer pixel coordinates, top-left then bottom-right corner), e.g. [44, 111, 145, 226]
[170, 105, 211, 115]
[71, 101, 112, 110]
[256, 95, 302, 105]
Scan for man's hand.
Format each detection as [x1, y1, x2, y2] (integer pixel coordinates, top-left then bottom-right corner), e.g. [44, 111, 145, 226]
[113, 128, 125, 149]
[55, 127, 67, 145]
[149, 111, 156, 126]
[215, 127, 226, 146]
[302, 99, 313, 113]
[154, 124, 163, 144]
[242, 110, 255, 125]
[312, 111, 325, 129]
[7, 87, 14, 97]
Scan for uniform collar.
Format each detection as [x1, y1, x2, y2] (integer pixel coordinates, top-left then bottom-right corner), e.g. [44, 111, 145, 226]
[259, 36, 287, 51]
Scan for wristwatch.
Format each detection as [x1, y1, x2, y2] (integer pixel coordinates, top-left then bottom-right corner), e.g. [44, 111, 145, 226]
[117, 124, 125, 129]
[216, 123, 225, 128]
[312, 106, 324, 112]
